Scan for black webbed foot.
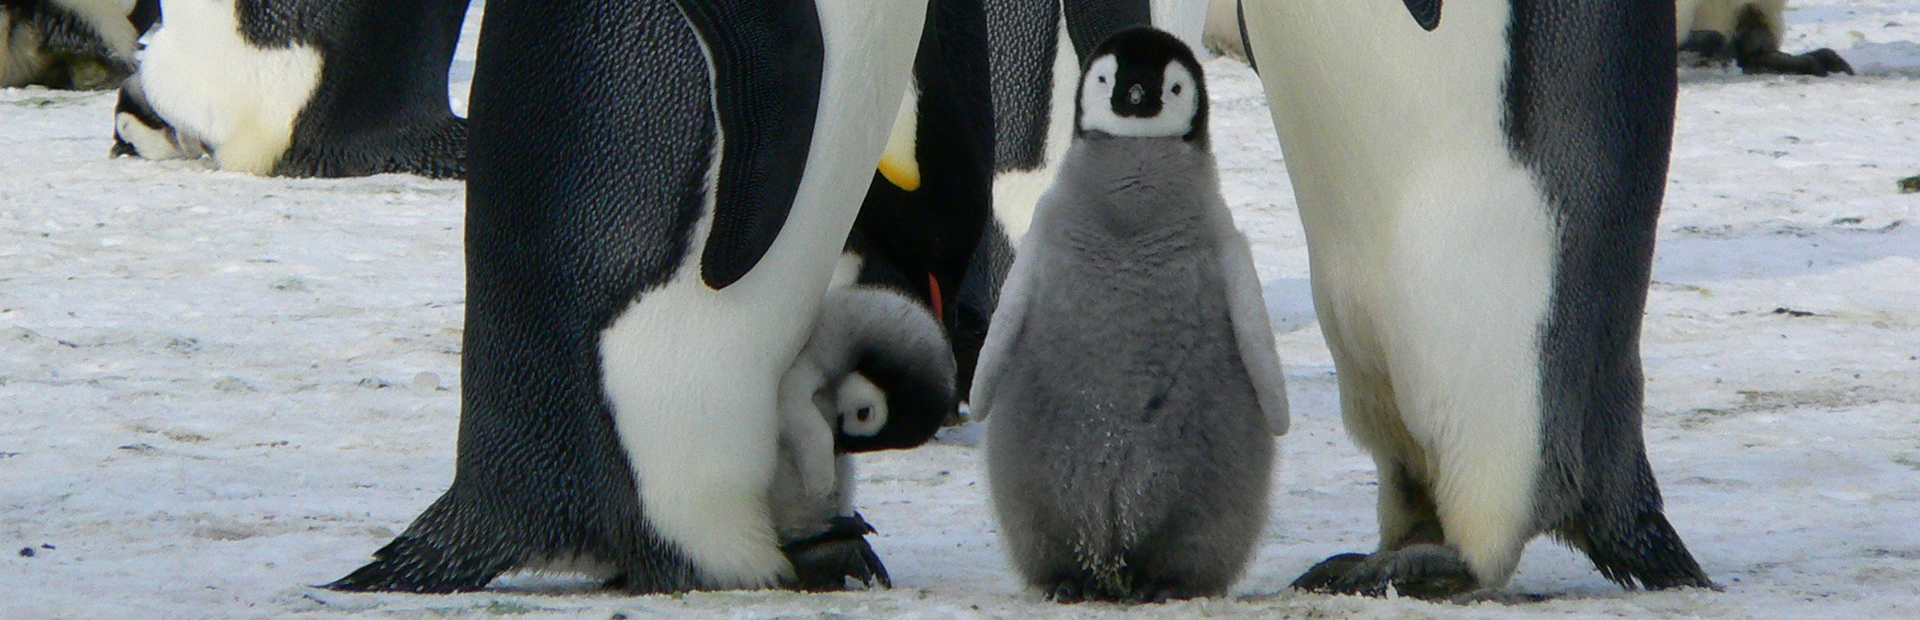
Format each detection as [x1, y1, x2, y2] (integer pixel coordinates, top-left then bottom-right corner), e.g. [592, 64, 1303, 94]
[1292, 545, 1477, 600]
[1678, 30, 1732, 67]
[781, 513, 891, 591]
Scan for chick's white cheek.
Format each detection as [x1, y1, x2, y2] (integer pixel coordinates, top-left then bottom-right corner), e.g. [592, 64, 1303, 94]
[836, 374, 889, 437]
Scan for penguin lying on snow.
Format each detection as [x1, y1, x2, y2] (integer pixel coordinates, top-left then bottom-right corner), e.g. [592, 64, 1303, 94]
[1677, 0, 1851, 76]
[1243, 0, 1715, 598]
[770, 285, 956, 590]
[328, 0, 927, 593]
[975, 27, 1288, 604]
[111, 0, 468, 178]
[0, 0, 156, 89]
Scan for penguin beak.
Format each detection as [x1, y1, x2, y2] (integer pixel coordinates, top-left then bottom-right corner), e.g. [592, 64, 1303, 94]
[926, 272, 946, 324]
[1111, 82, 1161, 118]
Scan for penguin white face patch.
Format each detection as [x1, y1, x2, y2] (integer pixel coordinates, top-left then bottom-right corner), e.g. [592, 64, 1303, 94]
[836, 373, 888, 437]
[1078, 56, 1197, 139]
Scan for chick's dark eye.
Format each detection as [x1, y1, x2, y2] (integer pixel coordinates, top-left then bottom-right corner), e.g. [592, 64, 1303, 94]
[1172, 84, 1182, 95]
[855, 407, 872, 423]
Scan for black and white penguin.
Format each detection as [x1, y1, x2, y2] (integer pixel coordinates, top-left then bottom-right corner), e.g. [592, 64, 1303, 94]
[328, 0, 928, 594]
[770, 285, 956, 590]
[975, 28, 1288, 603]
[1242, 0, 1715, 597]
[110, 0, 468, 178]
[1, 0, 156, 90]
[1676, 0, 1850, 76]
[838, 0, 992, 405]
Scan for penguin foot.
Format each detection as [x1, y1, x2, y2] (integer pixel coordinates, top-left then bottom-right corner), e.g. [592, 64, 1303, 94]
[1044, 580, 1088, 604]
[780, 514, 891, 591]
[1740, 48, 1854, 77]
[1291, 545, 1477, 600]
[1677, 30, 1732, 67]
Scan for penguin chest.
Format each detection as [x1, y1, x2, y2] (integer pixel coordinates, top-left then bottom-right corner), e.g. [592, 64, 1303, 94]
[1019, 240, 1254, 429]
[1244, 0, 1556, 441]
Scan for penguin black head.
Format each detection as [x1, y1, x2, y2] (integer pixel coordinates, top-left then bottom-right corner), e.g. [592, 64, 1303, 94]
[829, 352, 955, 454]
[1075, 27, 1207, 145]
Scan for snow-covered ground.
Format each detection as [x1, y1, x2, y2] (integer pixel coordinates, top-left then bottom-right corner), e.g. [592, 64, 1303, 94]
[4, 2, 1918, 618]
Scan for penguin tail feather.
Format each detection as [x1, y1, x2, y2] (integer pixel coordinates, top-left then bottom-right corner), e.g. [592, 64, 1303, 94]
[324, 534, 512, 594]
[1561, 510, 1718, 592]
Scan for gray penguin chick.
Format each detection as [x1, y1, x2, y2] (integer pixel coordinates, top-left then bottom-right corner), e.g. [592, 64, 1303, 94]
[769, 285, 958, 589]
[972, 27, 1288, 604]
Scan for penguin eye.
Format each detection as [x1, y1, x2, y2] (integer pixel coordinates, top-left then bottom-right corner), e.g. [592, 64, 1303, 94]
[855, 407, 872, 423]
[1172, 84, 1182, 96]
[1098, 76, 1108, 84]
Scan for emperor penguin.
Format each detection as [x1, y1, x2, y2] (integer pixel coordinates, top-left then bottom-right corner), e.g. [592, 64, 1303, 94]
[839, 0, 992, 406]
[110, 0, 468, 178]
[1675, 0, 1850, 76]
[974, 28, 1289, 603]
[327, 0, 927, 594]
[769, 285, 957, 590]
[1241, 0, 1715, 597]
[0, 0, 157, 89]
[961, 0, 1212, 410]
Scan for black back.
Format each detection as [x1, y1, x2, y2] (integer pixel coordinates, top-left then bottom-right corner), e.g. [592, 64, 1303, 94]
[1506, 0, 1712, 590]
[240, 0, 470, 178]
[329, 0, 826, 593]
[847, 0, 992, 401]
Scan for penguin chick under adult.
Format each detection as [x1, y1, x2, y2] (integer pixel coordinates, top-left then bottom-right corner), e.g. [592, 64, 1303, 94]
[973, 27, 1288, 604]
[769, 285, 958, 591]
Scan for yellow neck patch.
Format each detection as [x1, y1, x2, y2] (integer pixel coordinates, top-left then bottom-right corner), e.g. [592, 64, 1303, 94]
[877, 84, 921, 191]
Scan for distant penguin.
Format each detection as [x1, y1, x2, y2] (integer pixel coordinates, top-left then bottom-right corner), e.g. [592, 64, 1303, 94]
[769, 285, 956, 590]
[327, 0, 928, 594]
[1242, 0, 1715, 598]
[110, 0, 468, 178]
[975, 28, 1288, 603]
[1676, 0, 1850, 76]
[1, 0, 156, 89]
[840, 0, 992, 407]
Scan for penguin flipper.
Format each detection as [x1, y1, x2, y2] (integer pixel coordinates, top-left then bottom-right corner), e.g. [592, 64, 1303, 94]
[1216, 225, 1289, 435]
[1400, 0, 1441, 31]
[966, 231, 1042, 422]
[672, 0, 827, 289]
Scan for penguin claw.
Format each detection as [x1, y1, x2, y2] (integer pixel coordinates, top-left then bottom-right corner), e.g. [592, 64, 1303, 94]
[781, 514, 891, 591]
[1293, 545, 1478, 600]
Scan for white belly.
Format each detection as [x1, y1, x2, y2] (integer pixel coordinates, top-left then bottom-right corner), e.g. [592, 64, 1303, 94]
[1243, 0, 1553, 583]
[138, 0, 322, 174]
[598, 0, 928, 589]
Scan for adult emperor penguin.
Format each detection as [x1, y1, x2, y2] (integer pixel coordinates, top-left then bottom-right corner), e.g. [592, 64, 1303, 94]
[840, 0, 992, 404]
[1242, 0, 1715, 597]
[110, 0, 468, 178]
[1675, 0, 1850, 76]
[328, 0, 927, 594]
[0, 0, 157, 89]
[770, 285, 956, 589]
[975, 28, 1288, 603]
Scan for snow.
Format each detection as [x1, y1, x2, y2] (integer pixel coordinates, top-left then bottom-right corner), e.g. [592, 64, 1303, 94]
[3, 1, 1918, 618]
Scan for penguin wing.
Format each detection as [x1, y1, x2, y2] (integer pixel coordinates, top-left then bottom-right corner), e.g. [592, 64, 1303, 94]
[966, 237, 1042, 422]
[673, 0, 827, 289]
[1218, 226, 1290, 435]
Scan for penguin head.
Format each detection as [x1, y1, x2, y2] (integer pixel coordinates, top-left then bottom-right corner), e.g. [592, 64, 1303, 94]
[829, 352, 955, 454]
[1075, 27, 1207, 144]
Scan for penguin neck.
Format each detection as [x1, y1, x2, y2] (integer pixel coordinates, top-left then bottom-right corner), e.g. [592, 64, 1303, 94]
[1055, 136, 1216, 241]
